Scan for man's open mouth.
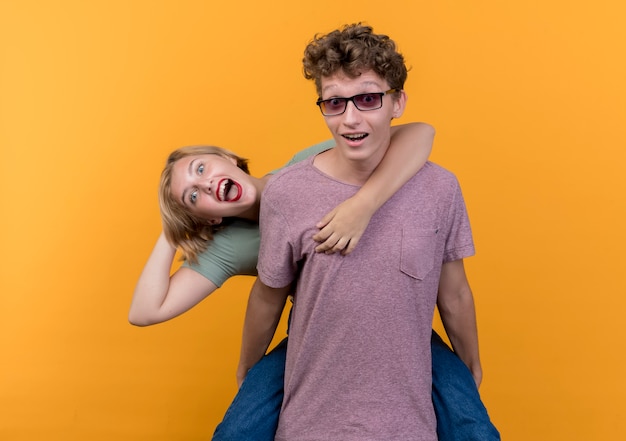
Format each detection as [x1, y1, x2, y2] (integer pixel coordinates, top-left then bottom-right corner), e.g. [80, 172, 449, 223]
[342, 133, 368, 142]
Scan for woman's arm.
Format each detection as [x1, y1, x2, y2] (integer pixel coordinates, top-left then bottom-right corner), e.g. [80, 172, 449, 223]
[313, 122, 435, 254]
[129, 231, 218, 326]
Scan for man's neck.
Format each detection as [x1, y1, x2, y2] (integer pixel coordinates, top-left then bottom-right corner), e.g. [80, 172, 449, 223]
[313, 144, 388, 186]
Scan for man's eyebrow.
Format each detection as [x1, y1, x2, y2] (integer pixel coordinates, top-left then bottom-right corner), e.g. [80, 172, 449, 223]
[180, 159, 197, 205]
[321, 80, 383, 95]
[321, 84, 336, 95]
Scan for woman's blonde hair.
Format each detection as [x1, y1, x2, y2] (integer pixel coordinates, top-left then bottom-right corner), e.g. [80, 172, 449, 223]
[159, 145, 250, 263]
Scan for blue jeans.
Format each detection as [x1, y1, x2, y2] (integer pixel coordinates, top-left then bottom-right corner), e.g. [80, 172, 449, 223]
[431, 331, 500, 441]
[213, 331, 500, 441]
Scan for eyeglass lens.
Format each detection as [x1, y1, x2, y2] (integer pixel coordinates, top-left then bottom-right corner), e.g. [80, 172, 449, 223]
[321, 93, 383, 115]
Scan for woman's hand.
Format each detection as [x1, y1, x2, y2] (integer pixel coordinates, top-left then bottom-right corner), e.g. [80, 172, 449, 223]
[313, 194, 374, 255]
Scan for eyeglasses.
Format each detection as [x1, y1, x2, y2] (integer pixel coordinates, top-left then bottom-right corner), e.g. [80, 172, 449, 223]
[316, 89, 399, 116]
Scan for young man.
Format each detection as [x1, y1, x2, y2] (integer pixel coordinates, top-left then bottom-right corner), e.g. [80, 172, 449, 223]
[238, 24, 488, 440]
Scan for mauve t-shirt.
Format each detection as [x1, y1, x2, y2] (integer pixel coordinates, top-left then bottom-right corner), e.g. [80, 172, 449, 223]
[258, 159, 474, 441]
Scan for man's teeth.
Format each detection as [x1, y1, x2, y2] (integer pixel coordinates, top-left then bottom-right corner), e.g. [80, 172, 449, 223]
[344, 134, 367, 140]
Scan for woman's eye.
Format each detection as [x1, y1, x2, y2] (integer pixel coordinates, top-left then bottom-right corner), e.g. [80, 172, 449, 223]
[197, 164, 204, 175]
[190, 190, 198, 204]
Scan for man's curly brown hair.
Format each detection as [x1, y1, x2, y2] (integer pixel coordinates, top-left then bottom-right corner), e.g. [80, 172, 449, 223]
[302, 23, 408, 97]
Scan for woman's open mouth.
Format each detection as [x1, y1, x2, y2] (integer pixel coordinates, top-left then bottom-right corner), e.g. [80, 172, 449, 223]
[216, 178, 242, 202]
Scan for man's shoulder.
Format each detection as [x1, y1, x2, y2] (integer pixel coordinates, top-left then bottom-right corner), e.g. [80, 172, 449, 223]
[265, 159, 315, 195]
[286, 140, 334, 165]
[419, 161, 460, 185]
[421, 160, 453, 174]
[270, 140, 334, 174]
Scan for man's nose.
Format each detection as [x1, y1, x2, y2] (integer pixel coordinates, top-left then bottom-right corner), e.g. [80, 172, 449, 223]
[342, 101, 361, 124]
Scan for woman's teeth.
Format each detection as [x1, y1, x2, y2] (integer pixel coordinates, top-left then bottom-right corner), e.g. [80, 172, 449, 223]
[218, 179, 241, 202]
[218, 180, 230, 201]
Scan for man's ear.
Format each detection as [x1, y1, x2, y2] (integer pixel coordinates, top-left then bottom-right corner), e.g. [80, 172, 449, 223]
[392, 90, 408, 119]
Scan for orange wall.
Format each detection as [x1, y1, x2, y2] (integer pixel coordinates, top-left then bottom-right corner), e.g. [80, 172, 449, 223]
[1, 1, 625, 440]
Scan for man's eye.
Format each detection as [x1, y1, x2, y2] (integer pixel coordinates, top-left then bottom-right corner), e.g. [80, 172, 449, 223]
[197, 164, 204, 175]
[190, 190, 198, 204]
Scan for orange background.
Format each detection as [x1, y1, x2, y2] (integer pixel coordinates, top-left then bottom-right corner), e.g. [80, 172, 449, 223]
[1, 1, 625, 440]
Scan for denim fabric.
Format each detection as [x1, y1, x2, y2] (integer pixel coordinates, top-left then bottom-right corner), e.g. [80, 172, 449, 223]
[212, 337, 287, 441]
[213, 331, 499, 441]
[431, 331, 500, 441]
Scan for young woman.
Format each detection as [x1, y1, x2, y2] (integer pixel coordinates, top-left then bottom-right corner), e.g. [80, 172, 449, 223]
[129, 122, 500, 441]
[130, 123, 432, 325]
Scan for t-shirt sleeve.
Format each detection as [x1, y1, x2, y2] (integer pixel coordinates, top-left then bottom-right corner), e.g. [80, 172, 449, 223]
[183, 220, 260, 287]
[443, 180, 475, 263]
[257, 185, 298, 289]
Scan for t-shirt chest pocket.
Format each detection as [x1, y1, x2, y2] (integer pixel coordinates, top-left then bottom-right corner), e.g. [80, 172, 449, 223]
[400, 228, 439, 280]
